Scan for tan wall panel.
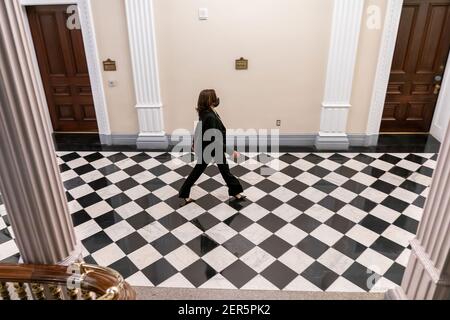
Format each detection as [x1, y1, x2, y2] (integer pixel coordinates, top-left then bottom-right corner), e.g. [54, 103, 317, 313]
[154, 0, 333, 134]
[91, 0, 138, 134]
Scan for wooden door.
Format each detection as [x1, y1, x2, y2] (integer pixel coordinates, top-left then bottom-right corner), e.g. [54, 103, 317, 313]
[27, 5, 98, 132]
[381, 0, 450, 132]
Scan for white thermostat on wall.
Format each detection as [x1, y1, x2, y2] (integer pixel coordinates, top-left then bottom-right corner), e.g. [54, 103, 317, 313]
[198, 8, 208, 20]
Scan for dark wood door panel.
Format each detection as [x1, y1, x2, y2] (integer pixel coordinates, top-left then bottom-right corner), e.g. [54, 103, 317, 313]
[416, 4, 450, 74]
[69, 31, 90, 76]
[382, 0, 450, 133]
[390, 4, 419, 75]
[382, 101, 436, 132]
[27, 5, 98, 133]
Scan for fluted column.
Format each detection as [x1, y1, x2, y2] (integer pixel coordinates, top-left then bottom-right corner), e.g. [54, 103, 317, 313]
[315, 0, 364, 150]
[125, 0, 168, 150]
[386, 120, 450, 300]
[0, 0, 80, 264]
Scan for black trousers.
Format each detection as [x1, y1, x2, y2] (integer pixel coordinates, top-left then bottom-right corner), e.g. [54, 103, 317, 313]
[179, 160, 244, 199]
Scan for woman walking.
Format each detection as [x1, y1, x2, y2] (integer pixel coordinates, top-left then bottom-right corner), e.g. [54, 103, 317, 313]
[179, 89, 246, 207]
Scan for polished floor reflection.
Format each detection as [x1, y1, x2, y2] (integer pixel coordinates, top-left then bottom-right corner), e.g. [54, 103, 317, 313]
[0, 151, 437, 292]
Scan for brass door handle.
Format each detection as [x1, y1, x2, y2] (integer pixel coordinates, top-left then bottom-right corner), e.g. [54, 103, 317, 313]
[434, 84, 441, 95]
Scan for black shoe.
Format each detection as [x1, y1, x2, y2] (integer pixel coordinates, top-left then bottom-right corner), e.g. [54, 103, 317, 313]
[180, 198, 195, 208]
[232, 194, 247, 201]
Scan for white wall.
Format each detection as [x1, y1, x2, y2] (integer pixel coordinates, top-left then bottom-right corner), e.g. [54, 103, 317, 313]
[154, 0, 333, 134]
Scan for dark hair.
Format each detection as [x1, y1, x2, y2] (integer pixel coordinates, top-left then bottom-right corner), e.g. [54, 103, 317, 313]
[197, 89, 219, 114]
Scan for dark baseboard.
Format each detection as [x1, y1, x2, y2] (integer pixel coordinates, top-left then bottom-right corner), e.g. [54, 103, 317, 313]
[52, 133, 441, 153]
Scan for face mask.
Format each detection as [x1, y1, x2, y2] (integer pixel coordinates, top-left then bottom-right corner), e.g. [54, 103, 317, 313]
[213, 97, 220, 108]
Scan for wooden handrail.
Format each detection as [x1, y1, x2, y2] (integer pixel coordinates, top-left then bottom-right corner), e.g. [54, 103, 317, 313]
[0, 263, 135, 300]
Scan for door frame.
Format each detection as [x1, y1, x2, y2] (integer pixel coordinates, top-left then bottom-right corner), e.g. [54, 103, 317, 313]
[430, 53, 450, 141]
[19, 0, 111, 144]
[366, 0, 450, 142]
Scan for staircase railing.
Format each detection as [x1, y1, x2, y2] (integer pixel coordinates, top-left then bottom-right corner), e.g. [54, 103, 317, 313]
[0, 263, 135, 300]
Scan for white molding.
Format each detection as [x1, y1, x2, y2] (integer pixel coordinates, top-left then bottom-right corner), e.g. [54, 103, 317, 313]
[77, 0, 111, 137]
[366, 0, 404, 136]
[319, 105, 351, 135]
[19, 0, 112, 140]
[317, 0, 364, 149]
[322, 103, 352, 109]
[125, 0, 167, 146]
[136, 107, 165, 137]
[430, 54, 450, 142]
[136, 103, 164, 109]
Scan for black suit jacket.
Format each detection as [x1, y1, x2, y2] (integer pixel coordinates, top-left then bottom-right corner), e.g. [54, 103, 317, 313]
[193, 110, 232, 162]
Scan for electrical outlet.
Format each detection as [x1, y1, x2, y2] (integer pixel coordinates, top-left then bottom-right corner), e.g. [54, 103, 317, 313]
[276, 120, 281, 127]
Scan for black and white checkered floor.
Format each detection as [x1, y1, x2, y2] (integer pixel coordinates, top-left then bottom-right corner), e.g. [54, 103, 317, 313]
[0, 151, 437, 292]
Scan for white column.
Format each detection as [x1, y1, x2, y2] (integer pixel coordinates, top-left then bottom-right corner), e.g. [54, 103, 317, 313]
[386, 120, 450, 300]
[315, 0, 364, 150]
[125, 0, 168, 150]
[0, 0, 81, 264]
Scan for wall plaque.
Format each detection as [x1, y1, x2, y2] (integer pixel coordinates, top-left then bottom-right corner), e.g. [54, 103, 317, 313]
[103, 59, 117, 71]
[235, 57, 248, 70]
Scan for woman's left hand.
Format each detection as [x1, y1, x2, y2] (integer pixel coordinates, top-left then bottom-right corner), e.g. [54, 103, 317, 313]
[232, 151, 241, 161]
